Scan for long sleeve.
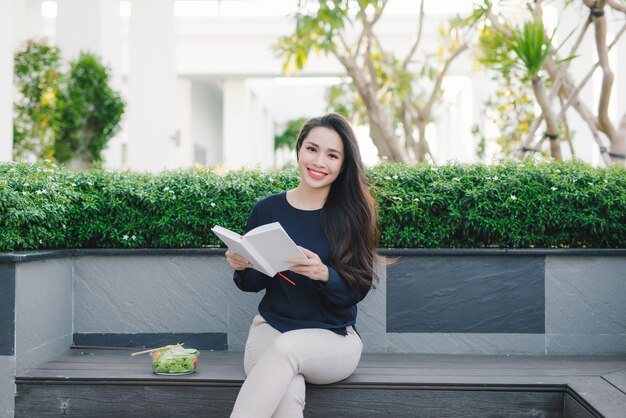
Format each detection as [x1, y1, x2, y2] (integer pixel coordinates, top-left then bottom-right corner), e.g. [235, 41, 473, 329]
[316, 266, 371, 308]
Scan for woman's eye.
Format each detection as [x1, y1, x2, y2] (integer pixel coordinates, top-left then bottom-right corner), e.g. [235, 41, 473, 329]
[307, 146, 316, 152]
[329, 154, 338, 159]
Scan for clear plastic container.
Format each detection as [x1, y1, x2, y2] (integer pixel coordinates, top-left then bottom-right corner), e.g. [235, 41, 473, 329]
[150, 346, 199, 375]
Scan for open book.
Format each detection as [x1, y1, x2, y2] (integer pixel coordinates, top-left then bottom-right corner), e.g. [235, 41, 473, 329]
[211, 222, 306, 278]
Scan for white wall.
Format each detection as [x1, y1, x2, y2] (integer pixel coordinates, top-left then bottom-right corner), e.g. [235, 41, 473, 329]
[0, 0, 14, 162]
[126, 0, 178, 172]
[191, 80, 223, 166]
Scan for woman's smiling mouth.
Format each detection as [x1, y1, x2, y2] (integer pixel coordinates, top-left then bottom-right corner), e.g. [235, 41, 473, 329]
[307, 168, 327, 180]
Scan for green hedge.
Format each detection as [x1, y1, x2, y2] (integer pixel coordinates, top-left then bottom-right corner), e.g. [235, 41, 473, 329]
[0, 160, 624, 251]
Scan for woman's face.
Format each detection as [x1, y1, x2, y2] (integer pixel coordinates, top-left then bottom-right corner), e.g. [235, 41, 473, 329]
[297, 126, 345, 191]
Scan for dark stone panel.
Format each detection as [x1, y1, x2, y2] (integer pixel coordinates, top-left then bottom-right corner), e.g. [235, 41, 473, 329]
[0, 263, 15, 355]
[72, 332, 228, 350]
[387, 255, 545, 333]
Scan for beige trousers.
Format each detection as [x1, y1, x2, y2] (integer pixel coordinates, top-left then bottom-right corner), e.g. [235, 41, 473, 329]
[230, 314, 363, 418]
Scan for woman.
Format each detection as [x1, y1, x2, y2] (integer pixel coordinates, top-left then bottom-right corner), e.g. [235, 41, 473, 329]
[226, 113, 381, 418]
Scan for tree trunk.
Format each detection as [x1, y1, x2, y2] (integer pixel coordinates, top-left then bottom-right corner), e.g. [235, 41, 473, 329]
[531, 76, 562, 160]
[340, 54, 408, 163]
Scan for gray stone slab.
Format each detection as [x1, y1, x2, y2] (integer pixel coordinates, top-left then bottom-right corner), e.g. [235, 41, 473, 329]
[546, 256, 626, 335]
[15, 334, 72, 375]
[546, 334, 626, 355]
[222, 260, 263, 350]
[0, 356, 15, 418]
[15, 259, 73, 374]
[73, 255, 229, 333]
[386, 333, 546, 355]
[602, 370, 626, 394]
[356, 262, 386, 353]
[0, 263, 15, 356]
[387, 255, 545, 333]
[567, 377, 626, 418]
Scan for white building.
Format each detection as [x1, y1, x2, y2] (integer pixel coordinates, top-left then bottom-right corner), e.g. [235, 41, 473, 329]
[1, 0, 624, 170]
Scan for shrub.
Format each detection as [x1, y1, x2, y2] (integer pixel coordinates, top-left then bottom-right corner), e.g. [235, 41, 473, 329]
[0, 160, 624, 251]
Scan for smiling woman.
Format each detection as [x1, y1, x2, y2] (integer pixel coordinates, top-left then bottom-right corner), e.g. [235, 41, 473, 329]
[225, 113, 384, 418]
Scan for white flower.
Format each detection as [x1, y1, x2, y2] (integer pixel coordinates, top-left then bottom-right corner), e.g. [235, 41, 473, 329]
[510, 195, 517, 201]
[131, 235, 136, 240]
[392, 196, 403, 201]
[604, 178, 608, 183]
[384, 176, 391, 180]
[210, 202, 216, 207]
[555, 169, 561, 173]
[550, 187, 558, 191]
[413, 198, 419, 202]
[493, 176, 499, 180]
[71, 182, 76, 187]
[122, 234, 129, 240]
[588, 182, 594, 186]
[392, 175, 399, 180]
[35, 189, 47, 195]
[163, 186, 170, 191]
[452, 177, 460, 182]
[268, 177, 274, 183]
[39, 239, 43, 244]
[22, 191, 28, 195]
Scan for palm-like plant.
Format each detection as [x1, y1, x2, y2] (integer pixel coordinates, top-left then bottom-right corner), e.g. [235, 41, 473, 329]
[507, 21, 562, 160]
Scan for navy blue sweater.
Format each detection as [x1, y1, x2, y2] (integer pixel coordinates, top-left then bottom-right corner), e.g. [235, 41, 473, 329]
[233, 192, 371, 335]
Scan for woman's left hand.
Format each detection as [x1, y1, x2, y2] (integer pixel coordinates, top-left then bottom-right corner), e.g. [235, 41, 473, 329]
[287, 247, 329, 282]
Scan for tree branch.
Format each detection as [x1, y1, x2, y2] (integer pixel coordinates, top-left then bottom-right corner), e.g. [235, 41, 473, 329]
[591, 6, 617, 138]
[606, 0, 626, 12]
[423, 43, 468, 115]
[402, 0, 425, 70]
[548, 13, 592, 100]
[554, 22, 626, 126]
[371, 0, 389, 26]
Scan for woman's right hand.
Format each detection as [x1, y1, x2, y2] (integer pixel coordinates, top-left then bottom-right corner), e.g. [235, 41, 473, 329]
[225, 250, 253, 271]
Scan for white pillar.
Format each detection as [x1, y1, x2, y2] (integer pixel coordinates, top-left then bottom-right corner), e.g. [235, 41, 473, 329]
[56, 0, 122, 85]
[1, 0, 15, 162]
[223, 78, 275, 169]
[56, 0, 124, 168]
[12, 0, 45, 46]
[222, 78, 250, 168]
[127, 0, 177, 172]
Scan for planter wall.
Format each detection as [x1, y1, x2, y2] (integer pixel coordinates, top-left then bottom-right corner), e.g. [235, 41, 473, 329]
[1, 248, 625, 416]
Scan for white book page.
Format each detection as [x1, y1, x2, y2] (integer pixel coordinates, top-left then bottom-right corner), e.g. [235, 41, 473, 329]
[245, 222, 305, 274]
[211, 225, 274, 276]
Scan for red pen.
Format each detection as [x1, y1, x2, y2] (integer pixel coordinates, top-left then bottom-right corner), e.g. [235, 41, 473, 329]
[277, 272, 296, 286]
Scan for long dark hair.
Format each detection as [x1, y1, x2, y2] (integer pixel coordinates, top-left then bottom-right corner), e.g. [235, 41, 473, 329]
[296, 113, 381, 289]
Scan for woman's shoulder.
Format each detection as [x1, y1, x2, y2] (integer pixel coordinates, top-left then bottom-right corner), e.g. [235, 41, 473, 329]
[253, 191, 288, 211]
